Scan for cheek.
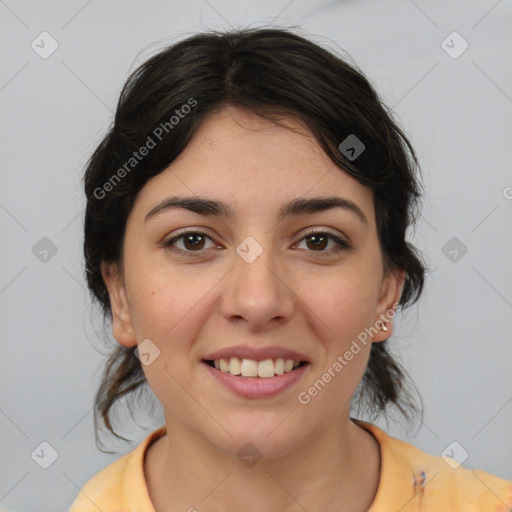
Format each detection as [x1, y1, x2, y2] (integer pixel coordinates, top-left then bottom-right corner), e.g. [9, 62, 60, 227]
[125, 257, 222, 353]
[125, 270, 205, 401]
[298, 271, 378, 419]
[128, 275, 197, 342]
[305, 261, 383, 342]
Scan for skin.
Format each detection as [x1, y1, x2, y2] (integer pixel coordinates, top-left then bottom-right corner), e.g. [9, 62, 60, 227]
[102, 106, 405, 512]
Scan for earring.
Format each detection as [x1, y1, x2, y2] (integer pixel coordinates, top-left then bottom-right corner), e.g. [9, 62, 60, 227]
[382, 323, 389, 332]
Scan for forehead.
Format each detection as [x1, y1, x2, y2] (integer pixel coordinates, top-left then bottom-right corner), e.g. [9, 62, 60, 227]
[131, 107, 375, 223]
[179, 106, 329, 170]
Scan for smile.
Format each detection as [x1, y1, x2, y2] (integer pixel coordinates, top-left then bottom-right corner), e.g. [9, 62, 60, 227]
[205, 357, 308, 378]
[202, 358, 311, 399]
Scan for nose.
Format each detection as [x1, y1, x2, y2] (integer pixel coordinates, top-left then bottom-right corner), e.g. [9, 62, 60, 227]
[220, 242, 295, 330]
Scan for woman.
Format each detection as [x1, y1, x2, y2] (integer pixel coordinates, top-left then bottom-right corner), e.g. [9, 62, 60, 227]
[69, 27, 512, 511]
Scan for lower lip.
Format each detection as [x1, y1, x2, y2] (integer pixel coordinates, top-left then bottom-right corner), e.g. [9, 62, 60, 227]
[202, 362, 310, 399]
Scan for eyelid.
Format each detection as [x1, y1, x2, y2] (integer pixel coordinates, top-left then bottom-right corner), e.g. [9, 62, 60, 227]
[294, 229, 353, 253]
[161, 229, 220, 252]
[300, 227, 351, 243]
[161, 227, 352, 256]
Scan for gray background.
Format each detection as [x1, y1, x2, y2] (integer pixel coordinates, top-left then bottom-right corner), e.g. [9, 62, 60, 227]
[1, 1, 511, 511]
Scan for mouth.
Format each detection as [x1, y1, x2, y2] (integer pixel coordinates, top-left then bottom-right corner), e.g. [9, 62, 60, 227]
[202, 358, 310, 378]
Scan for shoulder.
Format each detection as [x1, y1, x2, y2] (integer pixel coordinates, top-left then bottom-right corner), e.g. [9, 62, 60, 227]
[68, 426, 166, 512]
[397, 436, 512, 510]
[68, 451, 132, 511]
[354, 419, 512, 511]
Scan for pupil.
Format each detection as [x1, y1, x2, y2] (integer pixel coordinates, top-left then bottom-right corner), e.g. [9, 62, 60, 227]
[185, 234, 204, 250]
[308, 234, 327, 250]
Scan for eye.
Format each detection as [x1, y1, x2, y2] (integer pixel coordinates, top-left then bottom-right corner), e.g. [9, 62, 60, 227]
[295, 231, 352, 256]
[162, 231, 218, 256]
[161, 230, 352, 257]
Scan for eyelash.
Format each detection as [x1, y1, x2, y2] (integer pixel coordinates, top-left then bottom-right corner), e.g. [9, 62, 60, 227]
[161, 230, 352, 258]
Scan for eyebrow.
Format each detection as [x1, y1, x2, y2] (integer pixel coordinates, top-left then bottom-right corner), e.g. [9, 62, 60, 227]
[144, 195, 368, 225]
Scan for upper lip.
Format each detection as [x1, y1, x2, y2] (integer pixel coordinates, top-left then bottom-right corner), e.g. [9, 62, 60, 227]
[203, 345, 310, 362]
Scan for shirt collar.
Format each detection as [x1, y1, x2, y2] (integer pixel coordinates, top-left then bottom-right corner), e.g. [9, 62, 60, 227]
[121, 424, 167, 511]
[352, 418, 421, 511]
[121, 420, 421, 512]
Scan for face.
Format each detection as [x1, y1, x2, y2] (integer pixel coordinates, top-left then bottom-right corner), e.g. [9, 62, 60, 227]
[102, 106, 404, 458]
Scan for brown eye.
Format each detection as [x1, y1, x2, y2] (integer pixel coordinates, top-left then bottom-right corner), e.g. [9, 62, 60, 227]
[162, 231, 216, 255]
[305, 233, 329, 251]
[296, 231, 352, 255]
[181, 233, 206, 251]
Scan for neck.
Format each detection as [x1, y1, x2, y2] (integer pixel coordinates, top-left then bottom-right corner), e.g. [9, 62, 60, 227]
[145, 416, 381, 512]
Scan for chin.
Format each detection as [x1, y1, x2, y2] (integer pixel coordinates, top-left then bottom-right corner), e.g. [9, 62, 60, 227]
[206, 416, 307, 462]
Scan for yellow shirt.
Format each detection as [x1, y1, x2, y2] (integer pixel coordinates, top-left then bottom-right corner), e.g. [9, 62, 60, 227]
[69, 419, 512, 511]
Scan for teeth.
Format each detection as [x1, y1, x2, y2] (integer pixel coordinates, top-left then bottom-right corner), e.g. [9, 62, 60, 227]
[274, 358, 284, 375]
[228, 357, 241, 375]
[219, 359, 229, 373]
[257, 359, 275, 378]
[212, 357, 303, 377]
[240, 358, 258, 377]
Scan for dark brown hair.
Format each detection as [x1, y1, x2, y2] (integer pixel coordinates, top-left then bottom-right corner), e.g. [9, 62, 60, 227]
[83, 27, 425, 452]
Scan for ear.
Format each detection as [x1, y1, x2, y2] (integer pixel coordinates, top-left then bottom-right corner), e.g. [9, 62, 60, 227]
[100, 262, 137, 348]
[371, 268, 406, 343]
